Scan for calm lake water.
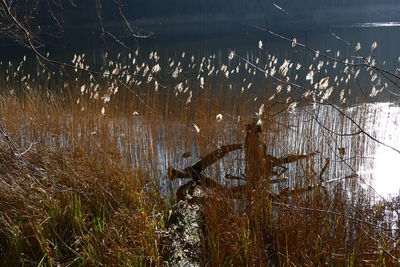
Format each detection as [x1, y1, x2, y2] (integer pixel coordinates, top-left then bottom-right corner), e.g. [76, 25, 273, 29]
[3, 20, 400, 199]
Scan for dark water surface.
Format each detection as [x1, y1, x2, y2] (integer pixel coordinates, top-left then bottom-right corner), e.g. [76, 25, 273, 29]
[2, 21, 400, 68]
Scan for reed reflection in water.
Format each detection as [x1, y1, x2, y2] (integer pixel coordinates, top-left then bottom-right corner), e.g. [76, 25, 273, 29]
[365, 103, 400, 198]
[294, 102, 400, 200]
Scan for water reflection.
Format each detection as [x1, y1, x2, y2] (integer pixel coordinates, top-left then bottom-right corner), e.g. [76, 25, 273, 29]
[368, 103, 400, 198]
[374, 145, 400, 197]
[281, 102, 400, 200]
[156, 102, 400, 200]
[332, 102, 400, 199]
[352, 22, 400, 28]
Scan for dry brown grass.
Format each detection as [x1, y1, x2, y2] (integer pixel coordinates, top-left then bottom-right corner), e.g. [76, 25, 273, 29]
[0, 51, 399, 266]
[203, 180, 399, 266]
[0, 138, 169, 265]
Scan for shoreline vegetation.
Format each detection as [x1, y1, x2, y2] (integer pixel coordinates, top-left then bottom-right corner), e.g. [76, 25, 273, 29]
[1, 46, 400, 265]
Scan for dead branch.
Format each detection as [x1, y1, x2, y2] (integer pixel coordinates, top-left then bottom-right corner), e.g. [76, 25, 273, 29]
[184, 144, 243, 179]
[168, 143, 243, 181]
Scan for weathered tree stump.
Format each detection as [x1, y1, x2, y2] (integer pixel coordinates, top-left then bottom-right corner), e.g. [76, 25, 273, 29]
[245, 119, 267, 187]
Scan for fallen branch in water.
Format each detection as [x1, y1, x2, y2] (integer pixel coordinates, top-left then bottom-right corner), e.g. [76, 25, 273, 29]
[168, 143, 243, 181]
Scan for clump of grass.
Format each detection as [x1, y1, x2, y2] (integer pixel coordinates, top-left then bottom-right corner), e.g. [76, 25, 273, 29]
[0, 144, 166, 266]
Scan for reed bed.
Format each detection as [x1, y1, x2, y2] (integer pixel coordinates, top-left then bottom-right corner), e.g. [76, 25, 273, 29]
[0, 47, 399, 266]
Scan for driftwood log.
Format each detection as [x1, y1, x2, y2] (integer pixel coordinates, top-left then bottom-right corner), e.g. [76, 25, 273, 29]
[162, 181, 205, 266]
